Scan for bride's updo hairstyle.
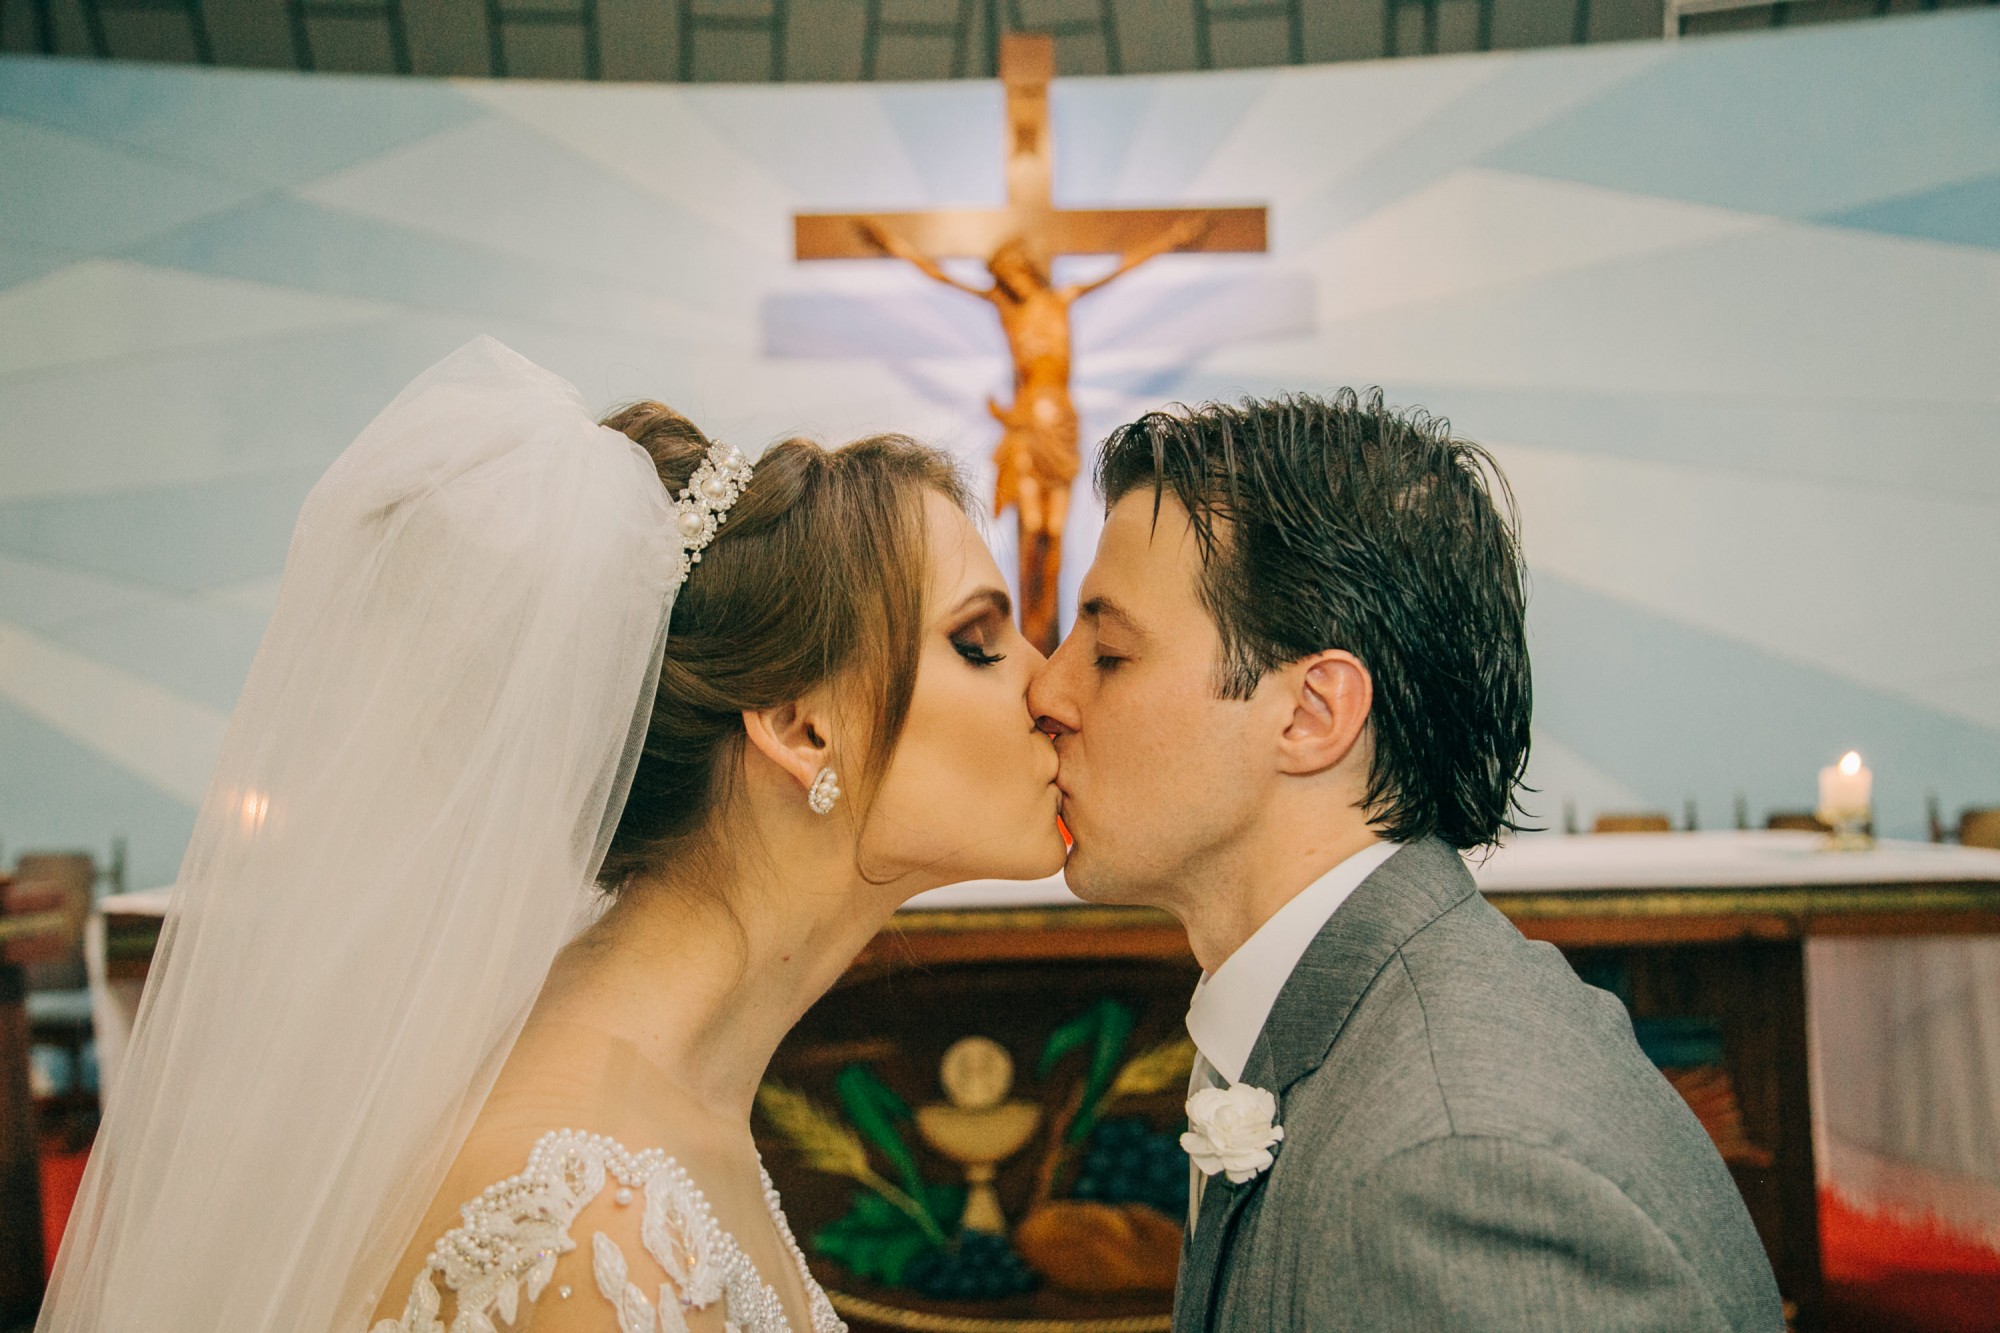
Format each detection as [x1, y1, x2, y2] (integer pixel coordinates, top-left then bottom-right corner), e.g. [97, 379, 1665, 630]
[595, 402, 969, 892]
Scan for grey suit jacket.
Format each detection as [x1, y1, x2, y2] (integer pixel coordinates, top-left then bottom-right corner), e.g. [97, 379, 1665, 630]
[1173, 839, 1784, 1332]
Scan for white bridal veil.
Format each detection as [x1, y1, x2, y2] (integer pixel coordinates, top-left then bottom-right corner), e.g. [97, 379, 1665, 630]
[39, 338, 682, 1332]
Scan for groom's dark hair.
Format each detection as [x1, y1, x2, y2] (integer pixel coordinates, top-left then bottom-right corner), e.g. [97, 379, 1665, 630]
[1095, 389, 1531, 850]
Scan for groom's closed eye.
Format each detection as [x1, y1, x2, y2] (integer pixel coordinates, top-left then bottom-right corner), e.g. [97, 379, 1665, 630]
[1078, 595, 1143, 672]
[1084, 624, 1131, 672]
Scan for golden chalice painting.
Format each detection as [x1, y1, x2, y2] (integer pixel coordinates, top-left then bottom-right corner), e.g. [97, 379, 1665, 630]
[755, 958, 1200, 1332]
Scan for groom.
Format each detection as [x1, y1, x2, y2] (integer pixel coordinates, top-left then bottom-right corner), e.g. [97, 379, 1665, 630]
[1030, 393, 1783, 1331]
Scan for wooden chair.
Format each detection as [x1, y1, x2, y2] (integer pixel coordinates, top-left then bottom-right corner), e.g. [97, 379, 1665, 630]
[0, 871, 43, 1315]
[8, 855, 91, 992]
[1961, 808, 2000, 851]
[1593, 812, 1673, 834]
[1766, 812, 1830, 834]
[6, 855, 95, 1145]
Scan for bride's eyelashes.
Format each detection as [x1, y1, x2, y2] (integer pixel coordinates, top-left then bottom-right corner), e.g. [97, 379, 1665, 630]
[952, 635, 1005, 667]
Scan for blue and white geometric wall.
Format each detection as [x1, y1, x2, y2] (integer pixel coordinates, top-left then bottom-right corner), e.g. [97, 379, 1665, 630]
[2, 11, 1997, 888]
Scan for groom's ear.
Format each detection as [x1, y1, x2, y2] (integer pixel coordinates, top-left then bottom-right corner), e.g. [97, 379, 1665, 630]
[742, 698, 833, 794]
[1274, 650, 1372, 777]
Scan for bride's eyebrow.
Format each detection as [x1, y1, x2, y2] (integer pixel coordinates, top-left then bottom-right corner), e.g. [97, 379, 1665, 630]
[946, 587, 1012, 625]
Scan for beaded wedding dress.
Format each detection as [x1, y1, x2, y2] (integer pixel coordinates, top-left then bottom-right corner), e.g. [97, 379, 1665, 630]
[37, 340, 833, 1333]
[375, 1130, 844, 1333]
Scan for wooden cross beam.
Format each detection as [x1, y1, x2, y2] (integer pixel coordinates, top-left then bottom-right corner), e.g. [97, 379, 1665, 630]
[795, 35, 1267, 264]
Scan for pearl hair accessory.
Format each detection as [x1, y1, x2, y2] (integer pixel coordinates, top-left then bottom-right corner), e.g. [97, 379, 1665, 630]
[667, 441, 754, 593]
[807, 766, 842, 816]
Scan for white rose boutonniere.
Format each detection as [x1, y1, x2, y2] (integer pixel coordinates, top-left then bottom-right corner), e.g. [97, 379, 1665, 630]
[1182, 1083, 1284, 1184]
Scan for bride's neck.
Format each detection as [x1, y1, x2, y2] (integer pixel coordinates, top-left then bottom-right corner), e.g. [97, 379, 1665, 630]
[531, 843, 899, 1124]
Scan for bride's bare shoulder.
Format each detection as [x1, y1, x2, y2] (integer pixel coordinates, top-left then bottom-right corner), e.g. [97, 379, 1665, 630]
[369, 1027, 726, 1331]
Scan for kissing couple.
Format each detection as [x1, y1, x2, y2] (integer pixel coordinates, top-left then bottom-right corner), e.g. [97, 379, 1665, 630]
[41, 338, 1781, 1333]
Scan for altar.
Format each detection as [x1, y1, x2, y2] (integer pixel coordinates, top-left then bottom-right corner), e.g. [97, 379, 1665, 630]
[782, 832, 2000, 1332]
[81, 830, 2000, 1331]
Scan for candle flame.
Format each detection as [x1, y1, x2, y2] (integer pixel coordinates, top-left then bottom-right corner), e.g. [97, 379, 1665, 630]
[1839, 751, 1862, 776]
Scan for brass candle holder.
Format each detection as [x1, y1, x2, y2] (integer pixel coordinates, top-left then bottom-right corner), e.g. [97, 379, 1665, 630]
[1816, 806, 1874, 852]
[915, 1036, 1042, 1235]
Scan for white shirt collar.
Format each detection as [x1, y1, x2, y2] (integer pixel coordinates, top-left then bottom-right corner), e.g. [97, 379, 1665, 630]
[1185, 840, 1400, 1086]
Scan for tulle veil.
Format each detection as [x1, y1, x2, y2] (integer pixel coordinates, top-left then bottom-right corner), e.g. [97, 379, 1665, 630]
[37, 337, 683, 1331]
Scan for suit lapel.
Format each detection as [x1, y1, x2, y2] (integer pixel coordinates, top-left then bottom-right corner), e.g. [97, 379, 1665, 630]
[1255, 838, 1474, 1095]
[1177, 1165, 1267, 1332]
[1173, 840, 1476, 1332]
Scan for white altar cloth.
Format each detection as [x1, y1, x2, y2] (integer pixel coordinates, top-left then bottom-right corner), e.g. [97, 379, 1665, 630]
[905, 830, 2000, 908]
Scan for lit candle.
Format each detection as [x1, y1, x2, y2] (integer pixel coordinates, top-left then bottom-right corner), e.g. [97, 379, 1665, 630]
[1817, 751, 1872, 820]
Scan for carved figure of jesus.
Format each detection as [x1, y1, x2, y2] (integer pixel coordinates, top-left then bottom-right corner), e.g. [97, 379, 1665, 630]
[793, 34, 1266, 653]
[864, 218, 1205, 652]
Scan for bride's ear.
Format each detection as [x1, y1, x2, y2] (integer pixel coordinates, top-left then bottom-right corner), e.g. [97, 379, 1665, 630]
[742, 699, 832, 796]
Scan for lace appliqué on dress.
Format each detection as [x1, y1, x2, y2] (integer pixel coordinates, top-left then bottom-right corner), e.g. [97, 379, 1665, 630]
[373, 1129, 845, 1333]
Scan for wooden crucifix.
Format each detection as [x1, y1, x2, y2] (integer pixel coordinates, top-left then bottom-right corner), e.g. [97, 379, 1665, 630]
[795, 33, 1268, 654]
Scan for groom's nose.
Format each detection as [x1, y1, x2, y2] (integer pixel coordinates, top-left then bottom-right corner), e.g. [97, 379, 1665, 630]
[1028, 631, 1080, 737]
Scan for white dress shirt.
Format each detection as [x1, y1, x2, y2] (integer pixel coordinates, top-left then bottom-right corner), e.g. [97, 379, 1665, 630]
[1185, 839, 1400, 1223]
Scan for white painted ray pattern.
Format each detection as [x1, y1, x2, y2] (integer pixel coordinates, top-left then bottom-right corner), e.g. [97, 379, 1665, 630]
[454, 82, 801, 255]
[0, 11, 1996, 888]
[1212, 219, 2000, 399]
[295, 118, 764, 337]
[0, 260, 396, 379]
[1298, 169, 1770, 323]
[1490, 438, 2000, 728]
[1518, 730, 1651, 824]
[0, 622, 226, 805]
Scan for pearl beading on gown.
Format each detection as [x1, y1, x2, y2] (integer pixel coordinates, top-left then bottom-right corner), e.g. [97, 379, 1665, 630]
[373, 1129, 845, 1333]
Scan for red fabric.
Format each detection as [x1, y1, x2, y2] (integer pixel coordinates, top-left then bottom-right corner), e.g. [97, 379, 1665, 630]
[39, 1149, 88, 1278]
[1823, 1188, 2000, 1333]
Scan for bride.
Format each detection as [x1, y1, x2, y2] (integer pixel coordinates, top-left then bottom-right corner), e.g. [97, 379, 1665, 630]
[38, 338, 1067, 1333]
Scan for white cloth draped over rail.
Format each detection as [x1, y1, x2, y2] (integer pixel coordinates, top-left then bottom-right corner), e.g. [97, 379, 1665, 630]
[1809, 937, 2000, 1245]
